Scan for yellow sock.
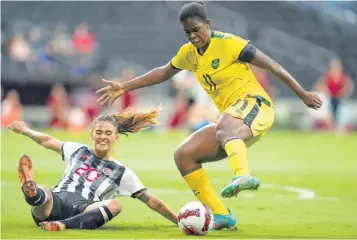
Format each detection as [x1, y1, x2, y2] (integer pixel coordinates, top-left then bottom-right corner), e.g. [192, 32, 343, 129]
[225, 139, 251, 176]
[184, 168, 229, 215]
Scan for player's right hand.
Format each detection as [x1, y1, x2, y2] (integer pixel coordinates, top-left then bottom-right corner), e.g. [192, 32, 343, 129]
[96, 79, 127, 107]
[8, 121, 28, 134]
[301, 91, 323, 110]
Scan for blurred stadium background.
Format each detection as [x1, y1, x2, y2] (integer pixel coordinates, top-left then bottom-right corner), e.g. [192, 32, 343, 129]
[1, 1, 357, 239]
[1, 1, 357, 131]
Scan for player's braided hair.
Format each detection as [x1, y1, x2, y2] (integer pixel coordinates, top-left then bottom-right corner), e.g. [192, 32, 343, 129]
[179, 1, 208, 22]
[92, 106, 161, 136]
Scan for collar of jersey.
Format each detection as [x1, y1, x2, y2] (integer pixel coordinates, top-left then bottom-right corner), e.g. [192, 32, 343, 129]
[90, 149, 113, 162]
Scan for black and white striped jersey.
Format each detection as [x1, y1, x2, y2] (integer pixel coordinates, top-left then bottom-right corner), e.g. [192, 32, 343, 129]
[52, 142, 146, 201]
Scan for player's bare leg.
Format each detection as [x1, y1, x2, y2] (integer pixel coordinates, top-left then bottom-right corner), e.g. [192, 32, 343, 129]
[18, 155, 54, 221]
[215, 113, 260, 198]
[174, 124, 236, 230]
[174, 124, 227, 174]
[40, 199, 121, 231]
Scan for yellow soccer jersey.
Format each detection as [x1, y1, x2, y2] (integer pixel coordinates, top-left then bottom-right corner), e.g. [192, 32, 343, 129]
[171, 30, 272, 113]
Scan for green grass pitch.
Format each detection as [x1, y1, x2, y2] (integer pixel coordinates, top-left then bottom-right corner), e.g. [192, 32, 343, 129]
[1, 130, 357, 239]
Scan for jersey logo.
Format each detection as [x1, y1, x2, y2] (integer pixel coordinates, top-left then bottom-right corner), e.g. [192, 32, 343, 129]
[211, 59, 220, 69]
[102, 168, 112, 177]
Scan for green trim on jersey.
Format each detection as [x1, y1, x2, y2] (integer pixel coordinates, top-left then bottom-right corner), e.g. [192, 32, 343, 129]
[212, 30, 233, 39]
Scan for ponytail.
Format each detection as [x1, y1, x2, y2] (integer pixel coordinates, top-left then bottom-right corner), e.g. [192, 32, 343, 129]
[113, 106, 161, 135]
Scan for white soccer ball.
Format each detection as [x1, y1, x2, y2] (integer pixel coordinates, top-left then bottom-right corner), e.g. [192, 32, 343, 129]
[178, 201, 214, 236]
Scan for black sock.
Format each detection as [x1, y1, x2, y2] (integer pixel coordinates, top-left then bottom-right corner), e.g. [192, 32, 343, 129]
[60, 205, 113, 229]
[24, 187, 47, 206]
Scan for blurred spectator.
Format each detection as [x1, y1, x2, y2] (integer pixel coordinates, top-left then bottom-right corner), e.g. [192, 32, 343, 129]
[315, 58, 354, 127]
[1, 89, 22, 128]
[188, 80, 219, 133]
[47, 83, 69, 129]
[67, 107, 88, 135]
[168, 71, 218, 131]
[50, 25, 73, 56]
[168, 71, 194, 129]
[251, 65, 278, 100]
[113, 68, 137, 111]
[308, 91, 334, 131]
[8, 32, 31, 63]
[71, 86, 100, 125]
[28, 27, 53, 72]
[71, 22, 95, 77]
[72, 22, 95, 55]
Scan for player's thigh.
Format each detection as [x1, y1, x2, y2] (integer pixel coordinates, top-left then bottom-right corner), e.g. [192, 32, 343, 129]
[175, 123, 227, 164]
[84, 200, 112, 211]
[224, 95, 274, 145]
[85, 199, 122, 217]
[48, 192, 98, 219]
[216, 113, 252, 145]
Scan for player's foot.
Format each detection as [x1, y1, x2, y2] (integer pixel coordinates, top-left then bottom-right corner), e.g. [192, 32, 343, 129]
[40, 221, 66, 231]
[17, 155, 37, 197]
[221, 175, 260, 198]
[212, 210, 237, 231]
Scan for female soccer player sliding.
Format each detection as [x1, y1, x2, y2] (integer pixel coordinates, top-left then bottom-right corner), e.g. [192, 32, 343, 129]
[96, 2, 322, 230]
[8, 107, 177, 231]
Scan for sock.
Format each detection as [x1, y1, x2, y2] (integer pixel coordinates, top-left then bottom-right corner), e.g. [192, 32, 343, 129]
[24, 187, 47, 206]
[184, 168, 229, 215]
[225, 139, 250, 176]
[60, 205, 113, 229]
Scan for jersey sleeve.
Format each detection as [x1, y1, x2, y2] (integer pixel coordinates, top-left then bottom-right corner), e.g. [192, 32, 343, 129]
[230, 36, 250, 62]
[61, 142, 86, 162]
[117, 167, 146, 198]
[170, 44, 195, 71]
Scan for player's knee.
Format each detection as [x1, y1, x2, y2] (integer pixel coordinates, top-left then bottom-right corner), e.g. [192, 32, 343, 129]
[174, 144, 193, 161]
[107, 199, 122, 217]
[214, 123, 228, 146]
[174, 144, 195, 168]
[174, 146, 185, 168]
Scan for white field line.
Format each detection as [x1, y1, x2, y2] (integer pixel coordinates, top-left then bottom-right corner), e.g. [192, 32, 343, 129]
[151, 184, 339, 202]
[262, 183, 315, 200]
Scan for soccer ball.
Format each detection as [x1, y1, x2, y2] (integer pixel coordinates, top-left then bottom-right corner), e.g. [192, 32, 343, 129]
[178, 201, 214, 236]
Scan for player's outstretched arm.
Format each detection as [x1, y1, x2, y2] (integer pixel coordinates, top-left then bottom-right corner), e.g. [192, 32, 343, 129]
[8, 121, 63, 155]
[96, 63, 181, 106]
[248, 46, 322, 110]
[135, 190, 178, 225]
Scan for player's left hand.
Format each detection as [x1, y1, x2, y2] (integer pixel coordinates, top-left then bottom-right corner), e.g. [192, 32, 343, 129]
[301, 91, 323, 110]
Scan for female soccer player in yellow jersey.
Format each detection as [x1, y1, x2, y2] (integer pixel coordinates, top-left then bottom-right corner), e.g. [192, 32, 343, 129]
[96, 2, 322, 230]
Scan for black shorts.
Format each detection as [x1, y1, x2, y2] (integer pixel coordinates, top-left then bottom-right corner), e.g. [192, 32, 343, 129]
[31, 191, 97, 226]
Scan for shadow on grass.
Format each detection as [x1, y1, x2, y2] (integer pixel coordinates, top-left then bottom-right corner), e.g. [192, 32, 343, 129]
[98, 224, 176, 231]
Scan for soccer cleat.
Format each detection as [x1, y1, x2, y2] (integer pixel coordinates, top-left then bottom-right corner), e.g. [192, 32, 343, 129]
[212, 209, 237, 231]
[40, 221, 66, 231]
[221, 175, 260, 198]
[18, 155, 37, 197]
